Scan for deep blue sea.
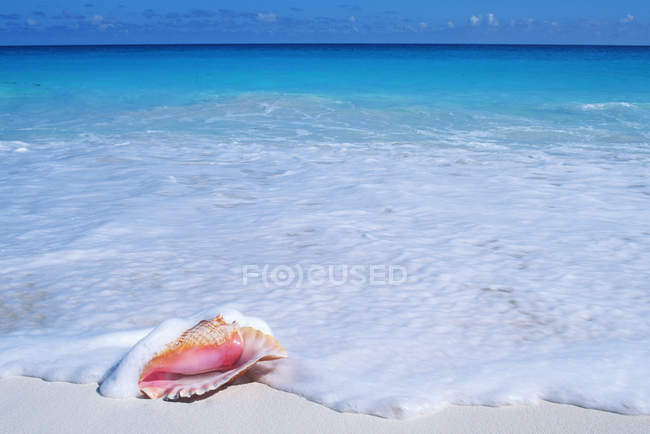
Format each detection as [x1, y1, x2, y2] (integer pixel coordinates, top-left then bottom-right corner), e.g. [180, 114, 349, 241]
[1, 45, 649, 417]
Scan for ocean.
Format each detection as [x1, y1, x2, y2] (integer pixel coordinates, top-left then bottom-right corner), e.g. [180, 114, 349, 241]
[1, 44, 649, 417]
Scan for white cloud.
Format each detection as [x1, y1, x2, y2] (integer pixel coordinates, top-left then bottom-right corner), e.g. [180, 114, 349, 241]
[509, 18, 536, 27]
[447, 21, 455, 29]
[419, 21, 428, 29]
[26, 18, 36, 26]
[348, 15, 356, 23]
[620, 14, 634, 24]
[487, 13, 498, 26]
[470, 15, 480, 26]
[256, 12, 277, 23]
[88, 14, 115, 30]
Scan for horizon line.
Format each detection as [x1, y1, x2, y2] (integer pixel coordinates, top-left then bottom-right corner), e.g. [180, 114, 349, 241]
[2, 42, 650, 48]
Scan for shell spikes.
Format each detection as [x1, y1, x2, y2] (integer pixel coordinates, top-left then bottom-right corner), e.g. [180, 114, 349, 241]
[138, 314, 287, 399]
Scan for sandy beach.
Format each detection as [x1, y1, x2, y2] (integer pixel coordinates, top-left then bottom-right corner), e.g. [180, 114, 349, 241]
[2, 376, 648, 433]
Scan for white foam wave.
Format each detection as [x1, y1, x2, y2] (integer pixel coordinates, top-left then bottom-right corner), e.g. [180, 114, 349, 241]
[0, 140, 31, 152]
[1, 93, 650, 418]
[580, 102, 634, 110]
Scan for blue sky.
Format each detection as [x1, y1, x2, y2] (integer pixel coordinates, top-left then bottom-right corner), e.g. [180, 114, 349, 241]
[1, 1, 649, 45]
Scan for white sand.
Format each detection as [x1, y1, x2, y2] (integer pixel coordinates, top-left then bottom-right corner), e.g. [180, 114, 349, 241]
[1, 377, 649, 433]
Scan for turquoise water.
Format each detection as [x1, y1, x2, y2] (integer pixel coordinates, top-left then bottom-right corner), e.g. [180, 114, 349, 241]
[3, 45, 650, 153]
[1, 45, 649, 417]
[2, 44, 650, 118]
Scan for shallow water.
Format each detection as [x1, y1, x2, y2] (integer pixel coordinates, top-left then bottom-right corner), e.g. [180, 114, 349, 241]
[1, 45, 649, 417]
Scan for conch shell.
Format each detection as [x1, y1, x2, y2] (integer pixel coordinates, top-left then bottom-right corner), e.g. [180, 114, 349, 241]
[138, 314, 287, 399]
